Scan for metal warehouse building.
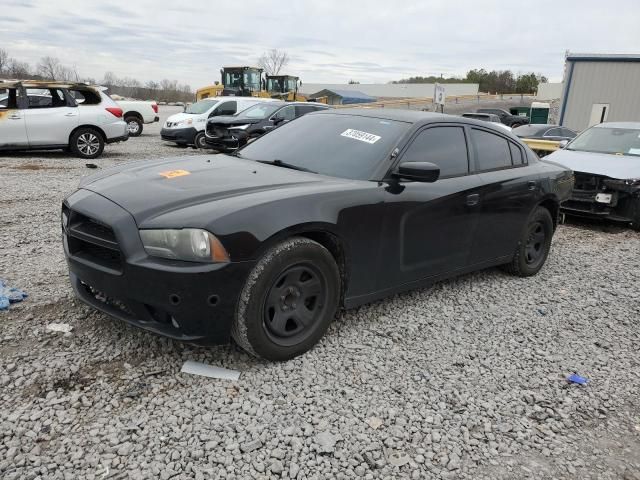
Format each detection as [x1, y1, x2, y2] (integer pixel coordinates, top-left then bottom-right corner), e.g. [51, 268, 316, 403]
[559, 53, 640, 131]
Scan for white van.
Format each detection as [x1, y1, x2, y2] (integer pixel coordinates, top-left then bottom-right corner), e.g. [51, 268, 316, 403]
[161, 96, 276, 149]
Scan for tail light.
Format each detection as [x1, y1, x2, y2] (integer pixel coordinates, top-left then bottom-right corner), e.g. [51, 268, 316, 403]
[105, 107, 123, 118]
[152, 103, 158, 114]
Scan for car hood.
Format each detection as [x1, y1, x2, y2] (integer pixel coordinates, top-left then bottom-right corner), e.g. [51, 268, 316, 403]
[166, 112, 199, 123]
[207, 116, 262, 126]
[546, 149, 640, 179]
[79, 155, 329, 225]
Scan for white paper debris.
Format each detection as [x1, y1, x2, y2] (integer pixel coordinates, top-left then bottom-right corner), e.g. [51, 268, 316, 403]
[180, 360, 240, 381]
[366, 416, 384, 429]
[46, 323, 73, 333]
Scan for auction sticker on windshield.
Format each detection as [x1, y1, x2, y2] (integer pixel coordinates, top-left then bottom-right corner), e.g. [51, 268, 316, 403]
[341, 129, 381, 144]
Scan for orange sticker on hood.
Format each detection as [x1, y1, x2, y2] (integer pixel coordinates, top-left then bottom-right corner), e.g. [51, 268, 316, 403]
[159, 169, 190, 179]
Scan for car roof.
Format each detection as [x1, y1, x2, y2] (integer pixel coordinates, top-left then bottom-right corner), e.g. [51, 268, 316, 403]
[0, 80, 99, 92]
[315, 108, 447, 123]
[313, 108, 514, 133]
[593, 122, 640, 129]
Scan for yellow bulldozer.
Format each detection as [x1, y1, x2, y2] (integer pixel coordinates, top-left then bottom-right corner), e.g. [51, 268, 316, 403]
[195, 67, 327, 103]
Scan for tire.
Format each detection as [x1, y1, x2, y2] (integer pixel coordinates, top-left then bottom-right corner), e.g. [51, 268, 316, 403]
[630, 199, 640, 231]
[125, 116, 143, 137]
[193, 132, 207, 149]
[232, 237, 340, 361]
[502, 206, 554, 277]
[69, 128, 105, 159]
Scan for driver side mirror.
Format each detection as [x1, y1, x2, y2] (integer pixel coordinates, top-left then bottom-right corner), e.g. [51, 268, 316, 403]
[394, 162, 440, 183]
[272, 115, 286, 125]
[558, 139, 569, 149]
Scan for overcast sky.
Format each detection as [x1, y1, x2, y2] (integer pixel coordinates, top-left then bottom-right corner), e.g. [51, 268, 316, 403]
[2, 0, 639, 88]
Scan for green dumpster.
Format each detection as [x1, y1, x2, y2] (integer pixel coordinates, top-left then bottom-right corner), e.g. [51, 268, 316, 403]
[529, 102, 550, 124]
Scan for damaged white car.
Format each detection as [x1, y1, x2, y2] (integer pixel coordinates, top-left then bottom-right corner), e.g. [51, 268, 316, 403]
[547, 122, 640, 230]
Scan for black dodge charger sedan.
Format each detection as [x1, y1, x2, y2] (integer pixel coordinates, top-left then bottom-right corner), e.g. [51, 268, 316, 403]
[62, 109, 573, 360]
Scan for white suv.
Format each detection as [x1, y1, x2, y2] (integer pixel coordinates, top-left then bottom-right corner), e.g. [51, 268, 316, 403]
[0, 81, 128, 159]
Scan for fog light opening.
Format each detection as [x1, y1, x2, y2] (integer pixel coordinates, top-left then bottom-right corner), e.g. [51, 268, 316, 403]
[208, 295, 219, 307]
[171, 316, 180, 329]
[169, 294, 181, 306]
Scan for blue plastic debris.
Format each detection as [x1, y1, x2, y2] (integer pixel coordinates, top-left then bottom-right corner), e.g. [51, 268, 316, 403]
[567, 373, 589, 385]
[0, 279, 28, 311]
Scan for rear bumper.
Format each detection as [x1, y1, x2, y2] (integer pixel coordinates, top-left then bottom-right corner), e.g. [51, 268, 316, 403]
[161, 127, 198, 145]
[62, 189, 254, 345]
[106, 134, 129, 144]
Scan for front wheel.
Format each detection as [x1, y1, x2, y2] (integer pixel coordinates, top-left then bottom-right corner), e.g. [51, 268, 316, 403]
[232, 237, 340, 361]
[125, 116, 143, 137]
[502, 206, 554, 276]
[69, 128, 105, 159]
[193, 132, 207, 149]
[630, 198, 640, 231]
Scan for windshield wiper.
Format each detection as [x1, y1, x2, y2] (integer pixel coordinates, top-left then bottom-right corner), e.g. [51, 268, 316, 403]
[257, 159, 317, 174]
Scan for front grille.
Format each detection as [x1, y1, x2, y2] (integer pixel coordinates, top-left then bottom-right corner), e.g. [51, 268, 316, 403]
[64, 206, 122, 273]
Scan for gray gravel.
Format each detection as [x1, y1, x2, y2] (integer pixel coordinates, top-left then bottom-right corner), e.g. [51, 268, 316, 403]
[1, 105, 640, 479]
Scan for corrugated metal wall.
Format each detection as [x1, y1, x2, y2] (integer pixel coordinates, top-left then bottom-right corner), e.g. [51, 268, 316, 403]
[561, 61, 640, 131]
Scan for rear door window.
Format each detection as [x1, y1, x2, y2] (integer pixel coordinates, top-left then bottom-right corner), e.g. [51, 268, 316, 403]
[471, 128, 512, 171]
[25, 88, 66, 109]
[400, 126, 469, 178]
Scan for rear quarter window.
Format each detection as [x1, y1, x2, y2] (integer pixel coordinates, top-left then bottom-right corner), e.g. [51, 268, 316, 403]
[471, 128, 512, 171]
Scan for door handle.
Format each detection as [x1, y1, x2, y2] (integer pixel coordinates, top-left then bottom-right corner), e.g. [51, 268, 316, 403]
[64, 112, 78, 117]
[9, 114, 21, 120]
[527, 180, 537, 191]
[466, 193, 480, 206]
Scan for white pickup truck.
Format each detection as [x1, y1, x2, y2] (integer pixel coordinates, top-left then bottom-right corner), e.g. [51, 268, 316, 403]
[115, 99, 159, 136]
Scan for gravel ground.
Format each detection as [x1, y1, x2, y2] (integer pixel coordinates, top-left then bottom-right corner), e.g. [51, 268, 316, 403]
[1, 106, 640, 479]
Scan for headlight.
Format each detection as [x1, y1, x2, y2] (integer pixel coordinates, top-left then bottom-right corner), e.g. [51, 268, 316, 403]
[139, 229, 230, 263]
[176, 118, 193, 126]
[228, 124, 250, 130]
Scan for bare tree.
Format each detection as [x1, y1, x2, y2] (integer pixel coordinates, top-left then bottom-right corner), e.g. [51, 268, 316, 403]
[37, 56, 62, 80]
[8, 60, 31, 79]
[258, 49, 290, 75]
[0, 48, 8, 74]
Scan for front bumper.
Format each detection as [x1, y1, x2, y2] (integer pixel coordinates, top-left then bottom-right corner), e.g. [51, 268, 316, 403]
[561, 172, 640, 223]
[160, 127, 198, 145]
[62, 189, 254, 345]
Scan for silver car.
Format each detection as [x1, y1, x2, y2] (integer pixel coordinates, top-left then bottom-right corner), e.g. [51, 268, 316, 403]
[546, 122, 640, 230]
[0, 80, 128, 159]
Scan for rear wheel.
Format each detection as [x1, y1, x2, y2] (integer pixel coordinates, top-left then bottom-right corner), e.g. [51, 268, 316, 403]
[69, 128, 104, 159]
[503, 206, 554, 276]
[232, 237, 340, 361]
[125, 116, 143, 137]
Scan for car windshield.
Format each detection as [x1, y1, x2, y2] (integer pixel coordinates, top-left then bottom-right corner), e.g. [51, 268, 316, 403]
[185, 99, 218, 114]
[238, 113, 411, 180]
[568, 126, 640, 157]
[513, 125, 549, 137]
[237, 103, 283, 119]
